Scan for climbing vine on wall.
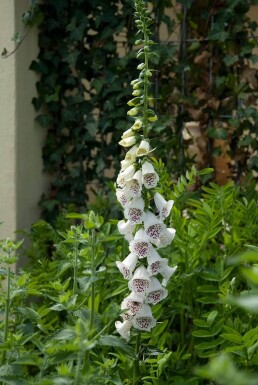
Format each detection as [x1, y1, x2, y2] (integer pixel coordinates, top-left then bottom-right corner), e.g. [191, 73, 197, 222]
[31, 0, 258, 220]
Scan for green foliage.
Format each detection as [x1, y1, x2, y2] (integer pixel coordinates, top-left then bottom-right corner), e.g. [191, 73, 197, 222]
[1, 178, 258, 383]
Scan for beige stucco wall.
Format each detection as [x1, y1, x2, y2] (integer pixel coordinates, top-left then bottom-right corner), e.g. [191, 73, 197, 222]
[0, 1, 47, 241]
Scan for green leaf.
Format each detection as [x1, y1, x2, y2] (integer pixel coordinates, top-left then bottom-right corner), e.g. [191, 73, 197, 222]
[16, 307, 41, 321]
[98, 335, 136, 359]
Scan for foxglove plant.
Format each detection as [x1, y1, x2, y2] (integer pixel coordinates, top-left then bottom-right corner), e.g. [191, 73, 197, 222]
[115, 0, 177, 344]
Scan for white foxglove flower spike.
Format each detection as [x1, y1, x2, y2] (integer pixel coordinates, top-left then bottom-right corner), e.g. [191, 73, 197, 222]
[154, 192, 174, 220]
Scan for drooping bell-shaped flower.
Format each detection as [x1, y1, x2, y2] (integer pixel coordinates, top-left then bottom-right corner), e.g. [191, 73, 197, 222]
[154, 192, 174, 220]
[122, 128, 136, 139]
[161, 265, 178, 287]
[156, 228, 176, 249]
[117, 165, 135, 188]
[124, 197, 145, 224]
[121, 291, 144, 315]
[115, 319, 133, 341]
[120, 159, 134, 172]
[116, 252, 138, 280]
[142, 161, 159, 189]
[144, 211, 167, 246]
[146, 276, 168, 304]
[131, 119, 143, 130]
[117, 220, 136, 242]
[128, 264, 150, 294]
[146, 248, 169, 276]
[125, 145, 138, 161]
[129, 228, 154, 259]
[136, 139, 150, 157]
[124, 170, 143, 198]
[116, 189, 130, 208]
[119, 136, 137, 147]
[132, 304, 156, 332]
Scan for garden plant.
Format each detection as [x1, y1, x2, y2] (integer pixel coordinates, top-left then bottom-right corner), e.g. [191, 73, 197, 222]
[1, 0, 258, 385]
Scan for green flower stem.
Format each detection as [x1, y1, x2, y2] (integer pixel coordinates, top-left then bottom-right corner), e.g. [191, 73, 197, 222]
[73, 241, 78, 296]
[74, 352, 83, 385]
[89, 228, 96, 330]
[1, 266, 11, 365]
[83, 228, 96, 372]
[133, 331, 141, 385]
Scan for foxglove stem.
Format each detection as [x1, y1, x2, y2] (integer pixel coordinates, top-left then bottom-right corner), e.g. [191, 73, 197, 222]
[143, 31, 149, 138]
[90, 228, 96, 330]
[1, 266, 11, 365]
[133, 331, 141, 385]
[73, 241, 78, 296]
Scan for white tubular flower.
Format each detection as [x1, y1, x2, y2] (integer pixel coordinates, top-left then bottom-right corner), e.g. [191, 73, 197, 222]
[122, 128, 135, 139]
[142, 161, 159, 189]
[120, 158, 134, 172]
[115, 320, 132, 341]
[146, 248, 169, 276]
[146, 276, 168, 304]
[124, 170, 143, 198]
[154, 192, 174, 220]
[144, 211, 167, 246]
[161, 265, 178, 287]
[128, 265, 150, 294]
[136, 140, 150, 157]
[116, 252, 138, 280]
[119, 136, 137, 148]
[132, 119, 143, 130]
[132, 304, 156, 332]
[124, 197, 145, 224]
[116, 189, 130, 208]
[129, 228, 154, 259]
[121, 291, 144, 315]
[125, 145, 138, 161]
[156, 228, 176, 249]
[117, 220, 136, 242]
[117, 165, 135, 188]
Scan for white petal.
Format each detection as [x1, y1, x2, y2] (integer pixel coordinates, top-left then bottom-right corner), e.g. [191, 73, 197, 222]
[117, 220, 136, 241]
[128, 265, 150, 294]
[116, 189, 130, 207]
[136, 140, 150, 157]
[124, 197, 145, 224]
[121, 292, 144, 314]
[146, 277, 168, 304]
[115, 320, 132, 341]
[154, 192, 174, 219]
[144, 211, 167, 246]
[125, 145, 138, 161]
[161, 265, 177, 286]
[119, 136, 136, 147]
[129, 229, 154, 259]
[142, 161, 159, 189]
[147, 249, 168, 276]
[116, 252, 138, 280]
[132, 304, 156, 332]
[122, 128, 135, 139]
[117, 165, 135, 188]
[156, 228, 176, 248]
[120, 159, 134, 171]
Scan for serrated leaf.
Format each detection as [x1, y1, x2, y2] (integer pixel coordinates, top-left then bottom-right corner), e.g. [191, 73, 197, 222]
[16, 307, 41, 321]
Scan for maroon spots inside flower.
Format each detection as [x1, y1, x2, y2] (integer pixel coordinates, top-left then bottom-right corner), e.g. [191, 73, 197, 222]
[134, 317, 153, 330]
[129, 182, 140, 197]
[126, 300, 143, 314]
[120, 195, 127, 206]
[133, 242, 150, 258]
[147, 224, 164, 240]
[121, 266, 131, 279]
[128, 208, 143, 223]
[133, 278, 149, 293]
[150, 261, 162, 275]
[143, 173, 156, 187]
[147, 290, 164, 304]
